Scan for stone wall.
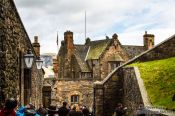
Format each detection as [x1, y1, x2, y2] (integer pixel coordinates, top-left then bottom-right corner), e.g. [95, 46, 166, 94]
[0, 0, 43, 107]
[94, 67, 145, 116]
[123, 67, 144, 115]
[53, 79, 94, 110]
[94, 69, 124, 116]
[103, 72, 124, 116]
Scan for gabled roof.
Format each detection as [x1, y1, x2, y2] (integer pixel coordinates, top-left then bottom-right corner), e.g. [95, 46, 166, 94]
[122, 45, 146, 59]
[86, 39, 111, 60]
[74, 45, 90, 72]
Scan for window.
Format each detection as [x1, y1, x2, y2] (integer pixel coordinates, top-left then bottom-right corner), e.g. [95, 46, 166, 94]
[108, 61, 121, 73]
[71, 95, 79, 103]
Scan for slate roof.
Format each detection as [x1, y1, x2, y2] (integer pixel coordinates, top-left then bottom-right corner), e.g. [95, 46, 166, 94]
[86, 39, 111, 60]
[58, 38, 147, 73]
[74, 45, 90, 72]
[122, 45, 146, 59]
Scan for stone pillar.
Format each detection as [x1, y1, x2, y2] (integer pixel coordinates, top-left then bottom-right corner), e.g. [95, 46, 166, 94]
[94, 81, 104, 116]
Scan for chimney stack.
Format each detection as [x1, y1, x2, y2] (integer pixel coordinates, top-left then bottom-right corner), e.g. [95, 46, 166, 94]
[64, 31, 74, 55]
[32, 36, 40, 57]
[143, 31, 155, 50]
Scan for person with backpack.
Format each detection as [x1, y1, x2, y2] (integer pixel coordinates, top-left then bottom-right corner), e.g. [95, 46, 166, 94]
[16, 103, 40, 116]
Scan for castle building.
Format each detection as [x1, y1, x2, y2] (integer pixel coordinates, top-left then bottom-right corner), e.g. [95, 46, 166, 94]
[54, 30, 154, 108]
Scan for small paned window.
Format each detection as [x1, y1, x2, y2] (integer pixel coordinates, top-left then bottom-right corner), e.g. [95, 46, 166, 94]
[71, 95, 79, 103]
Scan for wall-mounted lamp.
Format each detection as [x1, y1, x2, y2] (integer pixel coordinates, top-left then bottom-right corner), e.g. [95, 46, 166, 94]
[24, 49, 43, 69]
[35, 57, 43, 69]
[23, 49, 43, 105]
[24, 49, 34, 69]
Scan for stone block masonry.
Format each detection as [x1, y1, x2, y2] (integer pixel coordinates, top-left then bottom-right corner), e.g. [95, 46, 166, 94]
[53, 79, 94, 110]
[122, 67, 144, 115]
[0, 0, 43, 107]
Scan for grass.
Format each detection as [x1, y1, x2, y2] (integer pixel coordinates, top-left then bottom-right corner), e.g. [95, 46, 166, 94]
[129, 57, 175, 109]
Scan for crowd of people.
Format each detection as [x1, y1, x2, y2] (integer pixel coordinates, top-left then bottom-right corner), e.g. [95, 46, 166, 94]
[0, 98, 93, 116]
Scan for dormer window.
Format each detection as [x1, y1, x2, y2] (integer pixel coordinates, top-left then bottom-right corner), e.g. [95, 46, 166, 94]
[108, 61, 122, 73]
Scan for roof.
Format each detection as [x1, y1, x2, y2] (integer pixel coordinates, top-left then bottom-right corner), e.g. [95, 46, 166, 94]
[86, 39, 111, 60]
[108, 54, 124, 61]
[74, 45, 90, 72]
[122, 45, 146, 59]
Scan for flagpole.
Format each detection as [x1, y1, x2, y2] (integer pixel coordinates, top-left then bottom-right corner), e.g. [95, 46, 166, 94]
[56, 31, 59, 52]
[85, 11, 86, 41]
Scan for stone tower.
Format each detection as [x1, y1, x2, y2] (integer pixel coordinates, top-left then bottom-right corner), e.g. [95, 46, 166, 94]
[143, 31, 155, 50]
[63, 31, 74, 78]
[32, 36, 40, 57]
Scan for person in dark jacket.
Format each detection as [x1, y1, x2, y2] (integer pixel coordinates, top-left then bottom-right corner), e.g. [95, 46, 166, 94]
[67, 105, 83, 116]
[82, 106, 89, 116]
[47, 105, 58, 116]
[0, 98, 18, 116]
[58, 102, 69, 116]
[37, 105, 47, 116]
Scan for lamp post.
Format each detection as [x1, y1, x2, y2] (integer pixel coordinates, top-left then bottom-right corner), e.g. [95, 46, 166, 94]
[24, 49, 43, 104]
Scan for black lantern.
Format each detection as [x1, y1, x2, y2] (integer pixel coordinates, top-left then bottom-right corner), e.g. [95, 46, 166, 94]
[24, 49, 34, 68]
[35, 57, 43, 69]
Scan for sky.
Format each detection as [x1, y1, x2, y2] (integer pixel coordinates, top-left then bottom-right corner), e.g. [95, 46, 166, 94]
[14, 0, 175, 54]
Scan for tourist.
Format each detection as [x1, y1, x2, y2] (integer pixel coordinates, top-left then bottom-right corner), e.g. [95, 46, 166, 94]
[67, 104, 83, 116]
[16, 103, 40, 116]
[36, 104, 47, 116]
[47, 105, 58, 116]
[0, 98, 18, 116]
[58, 101, 69, 116]
[115, 103, 127, 116]
[82, 105, 90, 116]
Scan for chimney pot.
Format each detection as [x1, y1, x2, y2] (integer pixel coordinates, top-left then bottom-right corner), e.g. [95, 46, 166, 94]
[34, 36, 38, 43]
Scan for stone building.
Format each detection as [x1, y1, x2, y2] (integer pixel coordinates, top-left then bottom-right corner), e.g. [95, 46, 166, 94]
[55, 30, 154, 109]
[0, 0, 44, 108]
[94, 33, 175, 116]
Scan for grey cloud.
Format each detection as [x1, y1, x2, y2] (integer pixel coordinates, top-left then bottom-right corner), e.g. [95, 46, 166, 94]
[14, 0, 51, 8]
[14, 0, 175, 53]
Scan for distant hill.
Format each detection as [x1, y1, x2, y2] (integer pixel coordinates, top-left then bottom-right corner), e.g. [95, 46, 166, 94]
[41, 53, 56, 67]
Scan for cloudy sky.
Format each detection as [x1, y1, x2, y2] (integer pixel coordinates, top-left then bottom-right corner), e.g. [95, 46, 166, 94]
[14, 0, 175, 54]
